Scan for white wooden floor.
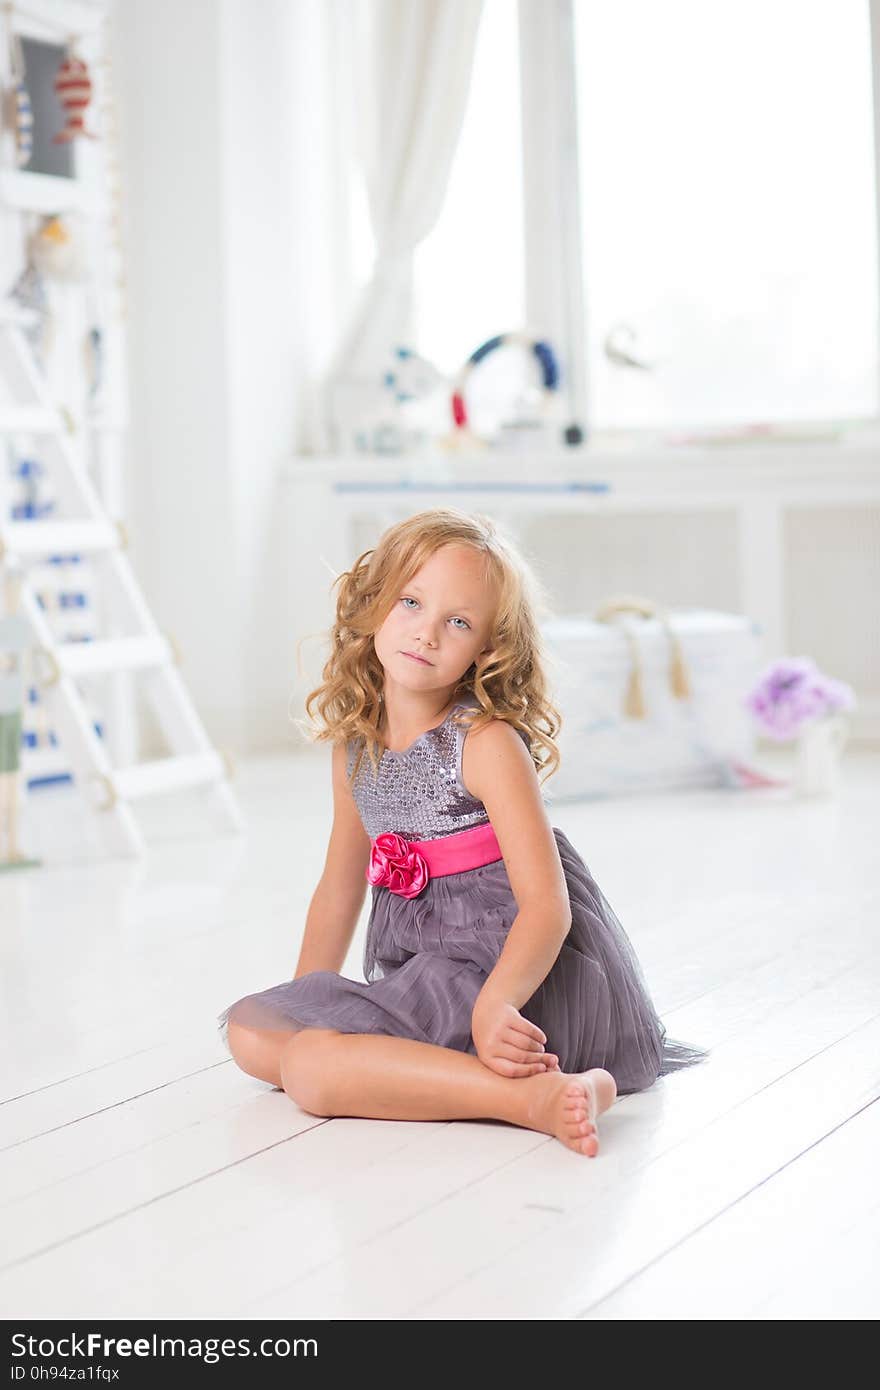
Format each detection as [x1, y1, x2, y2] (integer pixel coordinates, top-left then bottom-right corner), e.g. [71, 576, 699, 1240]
[1, 744, 878, 1321]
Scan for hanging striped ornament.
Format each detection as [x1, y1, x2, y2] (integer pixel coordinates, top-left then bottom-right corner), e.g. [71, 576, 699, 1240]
[450, 330, 560, 440]
[53, 53, 97, 143]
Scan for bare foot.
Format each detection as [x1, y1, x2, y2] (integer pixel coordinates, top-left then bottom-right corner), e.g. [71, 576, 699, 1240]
[523, 1067, 618, 1157]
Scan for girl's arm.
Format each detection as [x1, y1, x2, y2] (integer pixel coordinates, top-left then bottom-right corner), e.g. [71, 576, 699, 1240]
[462, 720, 572, 1010]
[292, 741, 372, 978]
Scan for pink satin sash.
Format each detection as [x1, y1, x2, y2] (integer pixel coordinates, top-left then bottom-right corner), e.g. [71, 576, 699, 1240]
[366, 822, 503, 898]
[409, 821, 503, 876]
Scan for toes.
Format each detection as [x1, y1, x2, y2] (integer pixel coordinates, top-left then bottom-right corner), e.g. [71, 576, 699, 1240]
[557, 1079, 602, 1156]
[562, 1081, 597, 1119]
[566, 1118, 595, 1139]
[567, 1095, 595, 1117]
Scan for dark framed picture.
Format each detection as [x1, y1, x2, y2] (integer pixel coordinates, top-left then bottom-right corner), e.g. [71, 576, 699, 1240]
[18, 35, 75, 179]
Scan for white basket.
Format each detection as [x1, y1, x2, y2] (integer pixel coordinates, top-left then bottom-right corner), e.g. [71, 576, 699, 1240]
[541, 607, 764, 801]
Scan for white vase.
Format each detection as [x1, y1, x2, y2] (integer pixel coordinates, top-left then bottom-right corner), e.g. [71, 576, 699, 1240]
[792, 713, 849, 799]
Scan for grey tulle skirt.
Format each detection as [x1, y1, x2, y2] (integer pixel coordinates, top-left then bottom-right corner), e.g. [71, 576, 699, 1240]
[218, 827, 708, 1095]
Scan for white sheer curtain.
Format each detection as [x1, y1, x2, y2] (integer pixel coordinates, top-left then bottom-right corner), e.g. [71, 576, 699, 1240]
[290, 0, 365, 454]
[314, 0, 484, 446]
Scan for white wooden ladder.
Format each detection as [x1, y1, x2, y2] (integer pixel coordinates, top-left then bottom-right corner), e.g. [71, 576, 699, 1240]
[0, 303, 243, 856]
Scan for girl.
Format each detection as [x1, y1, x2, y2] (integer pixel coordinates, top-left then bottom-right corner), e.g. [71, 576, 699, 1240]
[219, 509, 707, 1157]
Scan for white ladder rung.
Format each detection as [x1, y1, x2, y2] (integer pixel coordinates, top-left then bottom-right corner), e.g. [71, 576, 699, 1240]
[112, 752, 225, 800]
[59, 635, 172, 678]
[4, 520, 120, 558]
[0, 405, 62, 434]
[1, 299, 243, 854]
[22, 747, 71, 782]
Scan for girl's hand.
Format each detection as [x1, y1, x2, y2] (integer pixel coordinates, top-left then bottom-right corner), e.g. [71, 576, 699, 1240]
[471, 992, 559, 1078]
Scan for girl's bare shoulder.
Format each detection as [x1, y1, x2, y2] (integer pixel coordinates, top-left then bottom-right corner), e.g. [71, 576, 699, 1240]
[460, 716, 534, 800]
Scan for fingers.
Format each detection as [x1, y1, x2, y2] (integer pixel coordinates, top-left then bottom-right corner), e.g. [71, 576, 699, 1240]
[523, 1050, 558, 1068]
[494, 1059, 552, 1078]
[500, 1029, 557, 1068]
[503, 1024, 546, 1054]
[504, 1031, 545, 1055]
[494, 1050, 559, 1074]
[511, 1020, 547, 1048]
[481, 1050, 562, 1077]
[506, 1044, 557, 1067]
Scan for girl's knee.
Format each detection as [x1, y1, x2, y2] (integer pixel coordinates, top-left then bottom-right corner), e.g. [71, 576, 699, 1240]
[226, 1019, 284, 1087]
[279, 1028, 341, 1115]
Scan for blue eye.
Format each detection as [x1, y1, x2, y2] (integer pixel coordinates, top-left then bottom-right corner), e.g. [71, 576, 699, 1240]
[400, 597, 470, 630]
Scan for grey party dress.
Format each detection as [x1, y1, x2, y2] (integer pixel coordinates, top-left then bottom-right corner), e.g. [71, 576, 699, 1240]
[218, 694, 707, 1094]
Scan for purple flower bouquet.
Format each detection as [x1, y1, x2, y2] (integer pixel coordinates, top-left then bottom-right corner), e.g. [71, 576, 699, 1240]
[744, 657, 856, 742]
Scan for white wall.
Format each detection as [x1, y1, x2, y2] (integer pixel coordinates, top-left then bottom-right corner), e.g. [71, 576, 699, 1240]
[111, 0, 354, 754]
[108, 0, 880, 759]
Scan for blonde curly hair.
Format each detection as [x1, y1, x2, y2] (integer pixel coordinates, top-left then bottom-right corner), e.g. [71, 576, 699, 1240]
[303, 508, 562, 786]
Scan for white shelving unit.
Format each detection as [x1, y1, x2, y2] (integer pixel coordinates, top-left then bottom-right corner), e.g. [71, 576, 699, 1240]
[0, 0, 135, 780]
[0, 0, 243, 855]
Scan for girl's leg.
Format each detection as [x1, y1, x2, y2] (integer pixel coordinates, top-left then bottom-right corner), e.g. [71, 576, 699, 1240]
[281, 1029, 617, 1157]
[226, 1020, 298, 1088]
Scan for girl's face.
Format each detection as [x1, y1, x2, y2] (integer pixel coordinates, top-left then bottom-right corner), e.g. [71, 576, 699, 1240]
[373, 544, 497, 695]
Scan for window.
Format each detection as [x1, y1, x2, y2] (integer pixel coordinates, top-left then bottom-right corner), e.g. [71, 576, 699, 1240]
[572, 0, 878, 432]
[345, 0, 527, 444]
[412, 0, 525, 377]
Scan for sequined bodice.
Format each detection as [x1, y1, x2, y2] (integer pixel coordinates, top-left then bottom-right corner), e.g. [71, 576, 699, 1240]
[346, 696, 527, 841]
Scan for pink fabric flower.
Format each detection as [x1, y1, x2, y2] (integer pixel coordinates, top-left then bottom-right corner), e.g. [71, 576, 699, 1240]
[367, 832, 430, 899]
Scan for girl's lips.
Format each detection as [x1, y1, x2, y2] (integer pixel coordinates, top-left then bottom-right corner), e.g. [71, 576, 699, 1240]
[402, 651, 432, 665]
